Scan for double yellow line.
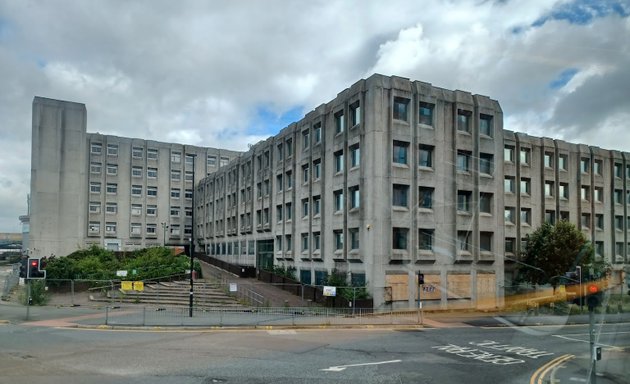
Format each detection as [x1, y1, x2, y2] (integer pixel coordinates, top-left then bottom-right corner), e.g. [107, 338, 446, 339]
[530, 354, 575, 384]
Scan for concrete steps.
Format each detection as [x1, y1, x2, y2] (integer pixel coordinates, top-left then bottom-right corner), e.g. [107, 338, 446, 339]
[90, 280, 244, 308]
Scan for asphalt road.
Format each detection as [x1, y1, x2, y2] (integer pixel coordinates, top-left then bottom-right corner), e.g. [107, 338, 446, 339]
[1, 318, 628, 383]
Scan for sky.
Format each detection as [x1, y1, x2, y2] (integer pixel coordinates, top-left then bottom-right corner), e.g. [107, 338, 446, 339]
[0, 0, 629, 233]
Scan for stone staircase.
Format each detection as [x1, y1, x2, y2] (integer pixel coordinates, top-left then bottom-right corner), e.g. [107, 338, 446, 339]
[90, 280, 244, 308]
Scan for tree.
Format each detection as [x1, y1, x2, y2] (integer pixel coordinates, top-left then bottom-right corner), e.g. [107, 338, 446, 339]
[519, 221, 599, 287]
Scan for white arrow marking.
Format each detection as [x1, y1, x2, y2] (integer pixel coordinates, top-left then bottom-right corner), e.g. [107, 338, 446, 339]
[321, 359, 402, 372]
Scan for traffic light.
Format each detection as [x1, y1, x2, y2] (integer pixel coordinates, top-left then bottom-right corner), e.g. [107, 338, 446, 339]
[19, 258, 27, 278]
[586, 284, 602, 310]
[594, 346, 602, 361]
[418, 272, 425, 285]
[27, 258, 46, 279]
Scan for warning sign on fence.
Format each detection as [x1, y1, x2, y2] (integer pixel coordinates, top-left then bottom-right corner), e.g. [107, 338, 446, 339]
[121, 281, 144, 291]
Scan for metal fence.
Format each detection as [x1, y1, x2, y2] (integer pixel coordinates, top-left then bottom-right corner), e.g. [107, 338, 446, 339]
[2, 264, 20, 299]
[84, 306, 424, 327]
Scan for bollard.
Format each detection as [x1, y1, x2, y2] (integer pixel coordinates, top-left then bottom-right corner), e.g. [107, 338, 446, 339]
[105, 306, 109, 325]
[142, 307, 146, 326]
[71, 280, 75, 306]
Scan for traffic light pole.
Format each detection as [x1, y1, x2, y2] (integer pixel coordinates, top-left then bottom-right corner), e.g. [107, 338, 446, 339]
[25, 279, 31, 320]
[589, 307, 596, 384]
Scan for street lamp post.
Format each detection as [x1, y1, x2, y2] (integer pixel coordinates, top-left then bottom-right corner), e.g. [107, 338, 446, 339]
[576, 266, 583, 311]
[187, 153, 197, 318]
[161, 222, 168, 247]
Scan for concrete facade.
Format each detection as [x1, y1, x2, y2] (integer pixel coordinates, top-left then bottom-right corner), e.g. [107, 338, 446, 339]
[29, 96, 240, 257]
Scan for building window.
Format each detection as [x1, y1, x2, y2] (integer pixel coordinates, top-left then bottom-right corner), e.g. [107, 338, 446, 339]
[90, 182, 101, 194]
[131, 185, 142, 197]
[313, 159, 321, 180]
[334, 230, 344, 250]
[418, 187, 434, 209]
[581, 213, 591, 229]
[284, 235, 292, 252]
[171, 170, 181, 182]
[334, 190, 344, 212]
[313, 123, 322, 144]
[581, 185, 590, 201]
[520, 148, 530, 165]
[220, 156, 229, 167]
[286, 171, 293, 189]
[285, 202, 292, 221]
[594, 187, 603, 202]
[105, 222, 117, 234]
[132, 166, 143, 178]
[106, 183, 118, 195]
[146, 205, 157, 216]
[302, 163, 310, 184]
[479, 114, 493, 137]
[350, 144, 360, 168]
[479, 153, 494, 175]
[457, 190, 472, 212]
[393, 97, 409, 121]
[302, 198, 309, 218]
[596, 214, 604, 230]
[595, 241, 604, 257]
[147, 167, 158, 179]
[132, 146, 143, 159]
[313, 195, 321, 216]
[105, 202, 117, 214]
[393, 227, 408, 250]
[130, 223, 142, 236]
[545, 210, 556, 224]
[418, 229, 433, 251]
[580, 158, 589, 173]
[106, 164, 117, 175]
[301, 233, 309, 251]
[560, 211, 570, 221]
[302, 129, 310, 150]
[616, 242, 624, 257]
[593, 159, 602, 175]
[334, 150, 344, 173]
[350, 186, 360, 209]
[147, 148, 158, 160]
[170, 151, 181, 164]
[393, 141, 409, 165]
[170, 206, 180, 217]
[146, 223, 157, 235]
[107, 143, 118, 156]
[147, 186, 157, 197]
[313, 232, 321, 251]
[457, 110, 471, 132]
[418, 145, 433, 168]
[170, 188, 180, 199]
[349, 228, 359, 250]
[89, 202, 101, 214]
[418, 102, 434, 126]
[285, 138, 293, 158]
[505, 207, 515, 224]
[558, 154, 567, 170]
[88, 222, 100, 234]
[615, 189, 623, 204]
[480, 232, 493, 252]
[521, 208, 531, 225]
[505, 238, 515, 254]
[504, 146, 515, 163]
[185, 171, 193, 182]
[185, 189, 192, 199]
[627, 164, 630, 179]
[350, 102, 361, 126]
[185, 207, 193, 217]
[207, 155, 217, 167]
[90, 162, 102, 174]
[504, 176, 515, 193]
[91, 142, 102, 154]
[457, 231, 471, 252]
[520, 178, 531, 195]
[544, 181, 554, 197]
[559, 183, 569, 199]
[392, 184, 409, 208]
[480, 193, 492, 214]
[544, 152, 554, 168]
[334, 111, 345, 134]
[457, 151, 471, 172]
[276, 205, 283, 222]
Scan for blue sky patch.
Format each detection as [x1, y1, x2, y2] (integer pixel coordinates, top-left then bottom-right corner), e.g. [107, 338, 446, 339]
[248, 105, 304, 136]
[532, 0, 629, 27]
[549, 68, 579, 89]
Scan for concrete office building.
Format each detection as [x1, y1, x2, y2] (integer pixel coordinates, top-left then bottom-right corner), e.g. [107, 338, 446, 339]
[28, 75, 628, 309]
[197, 74, 506, 309]
[29, 97, 240, 258]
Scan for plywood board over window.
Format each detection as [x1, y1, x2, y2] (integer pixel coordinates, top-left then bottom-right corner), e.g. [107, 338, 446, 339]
[477, 272, 497, 309]
[447, 273, 472, 299]
[385, 274, 408, 301]
[416, 274, 441, 301]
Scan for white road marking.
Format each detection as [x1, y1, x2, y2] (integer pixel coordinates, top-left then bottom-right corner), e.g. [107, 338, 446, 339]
[551, 334, 623, 351]
[267, 330, 297, 335]
[321, 359, 402, 372]
[569, 377, 587, 382]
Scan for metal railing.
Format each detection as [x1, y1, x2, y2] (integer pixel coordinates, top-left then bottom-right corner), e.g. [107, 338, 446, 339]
[2, 264, 20, 299]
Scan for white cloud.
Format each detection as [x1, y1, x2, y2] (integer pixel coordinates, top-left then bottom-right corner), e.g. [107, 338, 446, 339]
[0, 0, 628, 231]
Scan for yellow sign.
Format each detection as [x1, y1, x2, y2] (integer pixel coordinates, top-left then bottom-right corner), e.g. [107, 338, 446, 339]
[133, 281, 144, 291]
[121, 281, 133, 291]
